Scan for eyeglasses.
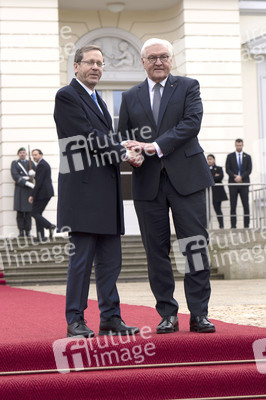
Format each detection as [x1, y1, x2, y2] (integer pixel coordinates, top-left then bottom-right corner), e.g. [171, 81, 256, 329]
[79, 60, 105, 68]
[145, 55, 170, 64]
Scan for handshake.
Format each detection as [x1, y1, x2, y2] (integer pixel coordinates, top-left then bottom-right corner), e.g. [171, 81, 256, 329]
[123, 140, 156, 168]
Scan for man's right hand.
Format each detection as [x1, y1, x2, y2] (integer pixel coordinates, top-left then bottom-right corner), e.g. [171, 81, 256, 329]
[126, 149, 143, 167]
[234, 174, 242, 183]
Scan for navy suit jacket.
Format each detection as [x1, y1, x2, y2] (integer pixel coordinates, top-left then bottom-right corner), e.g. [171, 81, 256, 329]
[225, 152, 252, 183]
[32, 158, 54, 201]
[54, 78, 126, 235]
[118, 74, 214, 200]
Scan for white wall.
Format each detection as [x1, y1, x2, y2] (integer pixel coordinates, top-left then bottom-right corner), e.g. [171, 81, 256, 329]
[0, 0, 61, 236]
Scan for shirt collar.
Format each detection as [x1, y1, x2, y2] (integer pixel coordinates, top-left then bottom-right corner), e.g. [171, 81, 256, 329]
[147, 77, 168, 91]
[76, 78, 94, 96]
[236, 151, 243, 156]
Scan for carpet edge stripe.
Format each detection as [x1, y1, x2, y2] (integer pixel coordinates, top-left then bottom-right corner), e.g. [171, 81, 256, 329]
[0, 358, 261, 376]
[169, 395, 266, 400]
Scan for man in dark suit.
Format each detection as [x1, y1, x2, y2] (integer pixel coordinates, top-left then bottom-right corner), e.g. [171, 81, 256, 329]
[207, 154, 228, 229]
[54, 45, 140, 338]
[11, 147, 36, 237]
[225, 139, 252, 228]
[118, 38, 216, 333]
[28, 149, 55, 241]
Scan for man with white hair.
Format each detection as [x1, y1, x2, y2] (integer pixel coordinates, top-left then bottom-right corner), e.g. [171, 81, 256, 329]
[118, 38, 216, 334]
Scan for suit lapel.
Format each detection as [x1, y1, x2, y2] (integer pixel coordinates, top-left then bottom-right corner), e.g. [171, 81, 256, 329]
[242, 152, 247, 170]
[96, 94, 113, 129]
[137, 80, 156, 131]
[233, 153, 238, 172]
[70, 79, 111, 129]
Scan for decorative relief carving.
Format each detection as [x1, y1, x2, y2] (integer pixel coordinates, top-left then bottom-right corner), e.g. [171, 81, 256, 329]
[91, 38, 143, 71]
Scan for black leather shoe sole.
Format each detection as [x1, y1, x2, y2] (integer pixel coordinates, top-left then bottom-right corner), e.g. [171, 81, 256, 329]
[156, 324, 179, 334]
[190, 325, 216, 333]
[98, 328, 139, 336]
[67, 331, 95, 338]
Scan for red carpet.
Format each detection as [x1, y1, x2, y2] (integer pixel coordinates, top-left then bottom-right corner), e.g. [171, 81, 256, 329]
[0, 285, 266, 399]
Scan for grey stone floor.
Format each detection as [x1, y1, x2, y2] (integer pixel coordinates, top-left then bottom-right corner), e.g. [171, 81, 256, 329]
[21, 279, 266, 328]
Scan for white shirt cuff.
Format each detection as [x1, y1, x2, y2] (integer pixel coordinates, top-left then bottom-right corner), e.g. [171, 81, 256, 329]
[153, 142, 163, 158]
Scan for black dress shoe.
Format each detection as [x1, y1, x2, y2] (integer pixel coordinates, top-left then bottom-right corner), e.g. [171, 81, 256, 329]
[156, 316, 179, 334]
[190, 315, 216, 333]
[99, 316, 139, 336]
[49, 224, 56, 239]
[67, 320, 95, 338]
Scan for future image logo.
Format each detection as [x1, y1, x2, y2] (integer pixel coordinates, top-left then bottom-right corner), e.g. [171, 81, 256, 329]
[173, 235, 208, 274]
[53, 326, 156, 373]
[253, 338, 266, 374]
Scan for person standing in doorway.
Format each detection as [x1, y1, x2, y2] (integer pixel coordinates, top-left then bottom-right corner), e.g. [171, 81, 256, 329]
[28, 149, 55, 242]
[207, 154, 228, 229]
[225, 139, 252, 228]
[11, 147, 36, 237]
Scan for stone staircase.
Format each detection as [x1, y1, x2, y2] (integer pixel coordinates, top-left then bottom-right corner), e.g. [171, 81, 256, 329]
[0, 235, 223, 286]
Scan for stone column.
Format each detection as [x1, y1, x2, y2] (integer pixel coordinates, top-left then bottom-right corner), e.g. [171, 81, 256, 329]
[0, 0, 60, 236]
[173, 0, 244, 158]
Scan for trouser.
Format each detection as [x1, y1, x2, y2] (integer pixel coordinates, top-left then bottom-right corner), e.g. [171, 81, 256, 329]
[16, 211, 31, 233]
[229, 185, 250, 228]
[31, 199, 52, 239]
[66, 232, 122, 325]
[213, 201, 224, 228]
[134, 172, 211, 318]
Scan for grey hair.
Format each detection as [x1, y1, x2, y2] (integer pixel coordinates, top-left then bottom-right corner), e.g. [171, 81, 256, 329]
[141, 38, 174, 58]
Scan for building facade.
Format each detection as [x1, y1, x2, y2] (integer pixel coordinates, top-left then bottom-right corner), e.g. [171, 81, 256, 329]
[0, 0, 266, 235]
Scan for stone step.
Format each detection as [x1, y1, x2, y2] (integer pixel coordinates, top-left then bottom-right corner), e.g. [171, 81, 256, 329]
[4, 268, 223, 285]
[1, 235, 224, 286]
[5, 273, 224, 286]
[0, 254, 184, 268]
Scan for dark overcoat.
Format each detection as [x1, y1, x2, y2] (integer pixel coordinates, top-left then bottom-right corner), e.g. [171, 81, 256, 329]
[54, 79, 126, 235]
[11, 159, 34, 212]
